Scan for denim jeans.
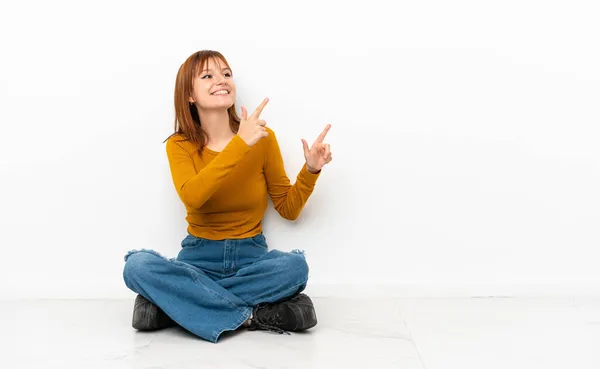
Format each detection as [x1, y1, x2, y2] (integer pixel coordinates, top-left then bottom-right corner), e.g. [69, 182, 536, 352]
[122, 232, 309, 343]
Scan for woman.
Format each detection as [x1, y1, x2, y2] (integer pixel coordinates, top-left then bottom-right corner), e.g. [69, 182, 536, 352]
[122, 50, 332, 343]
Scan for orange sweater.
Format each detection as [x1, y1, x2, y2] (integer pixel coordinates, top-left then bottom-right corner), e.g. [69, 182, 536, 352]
[165, 127, 320, 240]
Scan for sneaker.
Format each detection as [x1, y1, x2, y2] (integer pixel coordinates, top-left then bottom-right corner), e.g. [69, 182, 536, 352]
[248, 293, 317, 334]
[132, 294, 176, 331]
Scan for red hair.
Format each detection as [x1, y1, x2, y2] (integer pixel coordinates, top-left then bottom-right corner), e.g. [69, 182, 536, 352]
[166, 50, 241, 154]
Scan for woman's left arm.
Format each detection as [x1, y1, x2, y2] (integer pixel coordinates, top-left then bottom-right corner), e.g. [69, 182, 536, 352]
[264, 125, 332, 220]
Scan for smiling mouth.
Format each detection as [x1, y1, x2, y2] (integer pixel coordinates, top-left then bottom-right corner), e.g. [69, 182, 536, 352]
[211, 90, 230, 96]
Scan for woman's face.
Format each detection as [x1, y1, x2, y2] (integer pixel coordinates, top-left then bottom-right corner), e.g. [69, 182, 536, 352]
[190, 57, 236, 111]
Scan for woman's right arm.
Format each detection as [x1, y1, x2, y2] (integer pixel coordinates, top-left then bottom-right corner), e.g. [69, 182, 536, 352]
[166, 135, 251, 209]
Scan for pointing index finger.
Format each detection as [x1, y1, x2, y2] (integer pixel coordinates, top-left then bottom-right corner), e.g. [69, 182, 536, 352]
[315, 124, 331, 144]
[251, 98, 269, 119]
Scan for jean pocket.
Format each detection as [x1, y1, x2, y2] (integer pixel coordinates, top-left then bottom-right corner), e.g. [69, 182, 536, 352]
[249, 233, 268, 249]
[181, 234, 206, 249]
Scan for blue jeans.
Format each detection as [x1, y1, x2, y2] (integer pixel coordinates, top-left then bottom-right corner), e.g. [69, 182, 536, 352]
[122, 233, 309, 343]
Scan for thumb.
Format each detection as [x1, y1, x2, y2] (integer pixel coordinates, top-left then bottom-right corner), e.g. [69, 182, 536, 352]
[301, 139, 310, 156]
[241, 106, 248, 121]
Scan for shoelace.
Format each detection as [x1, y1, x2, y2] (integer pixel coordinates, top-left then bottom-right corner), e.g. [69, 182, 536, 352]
[249, 320, 290, 335]
[249, 304, 291, 335]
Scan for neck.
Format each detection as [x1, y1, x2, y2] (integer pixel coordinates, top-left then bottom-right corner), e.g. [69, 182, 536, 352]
[197, 108, 233, 144]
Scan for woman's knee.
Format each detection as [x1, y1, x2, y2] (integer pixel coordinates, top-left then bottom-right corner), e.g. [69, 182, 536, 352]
[123, 250, 162, 284]
[281, 252, 309, 283]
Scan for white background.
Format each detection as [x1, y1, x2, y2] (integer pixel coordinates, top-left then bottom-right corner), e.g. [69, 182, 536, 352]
[0, 0, 598, 299]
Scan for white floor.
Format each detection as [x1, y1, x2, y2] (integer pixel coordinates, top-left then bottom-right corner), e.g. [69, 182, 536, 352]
[2, 297, 600, 369]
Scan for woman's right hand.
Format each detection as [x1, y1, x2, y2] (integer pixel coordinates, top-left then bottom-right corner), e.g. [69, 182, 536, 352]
[238, 98, 269, 147]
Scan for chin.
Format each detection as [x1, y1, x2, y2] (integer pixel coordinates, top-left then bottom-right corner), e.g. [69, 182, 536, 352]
[215, 97, 235, 108]
[202, 102, 234, 111]
[221, 101, 235, 110]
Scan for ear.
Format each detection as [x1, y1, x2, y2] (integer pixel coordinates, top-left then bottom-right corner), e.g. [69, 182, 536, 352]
[189, 97, 195, 103]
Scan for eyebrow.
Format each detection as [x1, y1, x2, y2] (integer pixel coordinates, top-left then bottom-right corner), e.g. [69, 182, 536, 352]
[201, 67, 232, 73]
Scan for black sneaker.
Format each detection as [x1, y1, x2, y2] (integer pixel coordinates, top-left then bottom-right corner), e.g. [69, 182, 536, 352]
[248, 293, 317, 334]
[132, 294, 176, 331]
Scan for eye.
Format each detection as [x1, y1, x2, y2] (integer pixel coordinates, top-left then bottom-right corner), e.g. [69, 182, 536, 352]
[224, 72, 232, 77]
[201, 74, 212, 79]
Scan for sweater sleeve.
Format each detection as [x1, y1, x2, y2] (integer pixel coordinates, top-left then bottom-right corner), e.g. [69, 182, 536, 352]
[263, 128, 320, 220]
[166, 135, 251, 209]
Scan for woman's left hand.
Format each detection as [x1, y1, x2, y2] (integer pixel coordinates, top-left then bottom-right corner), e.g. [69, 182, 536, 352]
[302, 124, 332, 174]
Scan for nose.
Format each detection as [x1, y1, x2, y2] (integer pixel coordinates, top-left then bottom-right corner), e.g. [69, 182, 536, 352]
[215, 74, 227, 85]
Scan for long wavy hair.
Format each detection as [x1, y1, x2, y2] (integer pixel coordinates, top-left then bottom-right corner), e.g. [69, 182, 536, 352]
[165, 50, 241, 155]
